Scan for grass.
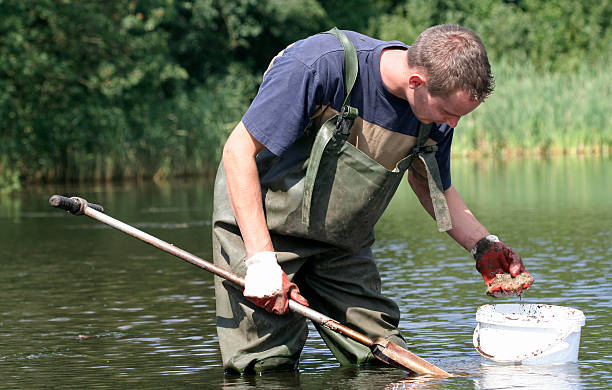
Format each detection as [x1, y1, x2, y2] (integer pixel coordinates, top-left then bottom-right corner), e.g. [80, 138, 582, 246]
[453, 60, 611, 158]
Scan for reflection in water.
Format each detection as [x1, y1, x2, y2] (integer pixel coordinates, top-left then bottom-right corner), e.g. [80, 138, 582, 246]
[475, 362, 582, 390]
[222, 370, 302, 389]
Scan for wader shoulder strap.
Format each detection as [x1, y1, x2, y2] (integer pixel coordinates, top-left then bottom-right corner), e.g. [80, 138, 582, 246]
[302, 28, 359, 225]
[329, 28, 358, 108]
[411, 123, 452, 232]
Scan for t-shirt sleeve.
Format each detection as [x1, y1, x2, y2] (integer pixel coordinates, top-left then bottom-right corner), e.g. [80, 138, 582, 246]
[435, 127, 453, 191]
[241, 54, 322, 156]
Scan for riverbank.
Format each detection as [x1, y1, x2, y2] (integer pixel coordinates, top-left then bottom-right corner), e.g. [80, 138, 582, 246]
[1, 61, 610, 193]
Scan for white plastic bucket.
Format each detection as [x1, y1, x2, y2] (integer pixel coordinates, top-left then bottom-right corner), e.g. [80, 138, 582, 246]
[473, 304, 585, 365]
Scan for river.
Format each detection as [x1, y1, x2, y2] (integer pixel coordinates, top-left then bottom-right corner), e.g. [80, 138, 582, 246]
[1, 156, 610, 389]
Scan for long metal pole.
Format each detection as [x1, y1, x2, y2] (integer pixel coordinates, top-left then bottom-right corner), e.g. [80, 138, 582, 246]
[85, 206, 374, 345]
[85, 207, 245, 287]
[49, 195, 450, 378]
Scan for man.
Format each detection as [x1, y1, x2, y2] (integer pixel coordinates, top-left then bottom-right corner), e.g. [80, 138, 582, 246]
[212, 24, 532, 374]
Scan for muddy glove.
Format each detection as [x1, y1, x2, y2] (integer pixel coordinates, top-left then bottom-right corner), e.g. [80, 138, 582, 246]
[472, 235, 534, 297]
[243, 251, 308, 315]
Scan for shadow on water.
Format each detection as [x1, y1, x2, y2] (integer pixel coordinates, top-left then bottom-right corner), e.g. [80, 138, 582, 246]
[1, 157, 611, 389]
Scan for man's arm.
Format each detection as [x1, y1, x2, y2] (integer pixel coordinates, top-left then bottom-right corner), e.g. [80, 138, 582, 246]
[407, 168, 488, 251]
[221, 121, 308, 314]
[222, 121, 273, 258]
[408, 166, 532, 296]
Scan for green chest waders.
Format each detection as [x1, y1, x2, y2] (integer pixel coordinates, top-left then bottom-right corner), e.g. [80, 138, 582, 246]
[212, 28, 451, 373]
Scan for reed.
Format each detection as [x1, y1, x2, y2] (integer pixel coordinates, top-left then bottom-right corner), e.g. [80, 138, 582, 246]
[453, 60, 611, 158]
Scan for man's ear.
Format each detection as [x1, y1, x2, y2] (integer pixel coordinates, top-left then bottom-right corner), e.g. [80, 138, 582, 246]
[408, 73, 426, 90]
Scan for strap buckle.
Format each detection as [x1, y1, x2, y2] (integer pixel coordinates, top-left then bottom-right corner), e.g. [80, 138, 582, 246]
[334, 105, 358, 136]
[411, 145, 438, 154]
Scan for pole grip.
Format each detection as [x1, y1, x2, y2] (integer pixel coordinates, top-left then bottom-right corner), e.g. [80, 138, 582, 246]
[49, 195, 104, 214]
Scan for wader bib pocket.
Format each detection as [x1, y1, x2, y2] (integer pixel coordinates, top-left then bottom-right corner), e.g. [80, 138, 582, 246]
[257, 130, 407, 250]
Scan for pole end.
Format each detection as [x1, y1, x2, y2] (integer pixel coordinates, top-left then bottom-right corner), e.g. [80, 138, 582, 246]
[48, 195, 104, 214]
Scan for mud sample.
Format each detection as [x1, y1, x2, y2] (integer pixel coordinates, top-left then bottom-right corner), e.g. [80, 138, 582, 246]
[486, 272, 534, 296]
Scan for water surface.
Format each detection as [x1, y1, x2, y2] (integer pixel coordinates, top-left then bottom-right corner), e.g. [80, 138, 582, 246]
[1, 157, 610, 389]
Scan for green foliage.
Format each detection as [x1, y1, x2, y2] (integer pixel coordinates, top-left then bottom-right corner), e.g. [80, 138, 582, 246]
[369, 0, 436, 44]
[319, 0, 399, 32]
[0, 0, 611, 192]
[518, 0, 612, 71]
[0, 159, 21, 194]
[162, 0, 329, 82]
[369, 0, 612, 71]
[135, 62, 259, 180]
[0, 0, 188, 183]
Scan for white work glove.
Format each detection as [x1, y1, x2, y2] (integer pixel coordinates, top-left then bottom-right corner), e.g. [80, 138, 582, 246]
[243, 251, 283, 298]
[242, 251, 309, 315]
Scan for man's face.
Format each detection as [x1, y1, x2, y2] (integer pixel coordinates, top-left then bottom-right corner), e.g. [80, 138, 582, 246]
[411, 86, 481, 128]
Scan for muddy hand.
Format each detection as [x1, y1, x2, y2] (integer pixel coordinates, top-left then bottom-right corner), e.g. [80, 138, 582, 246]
[472, 235, 533, 297]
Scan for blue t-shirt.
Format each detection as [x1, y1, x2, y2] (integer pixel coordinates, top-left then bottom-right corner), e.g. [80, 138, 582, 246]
[242, 30, 453, 190]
